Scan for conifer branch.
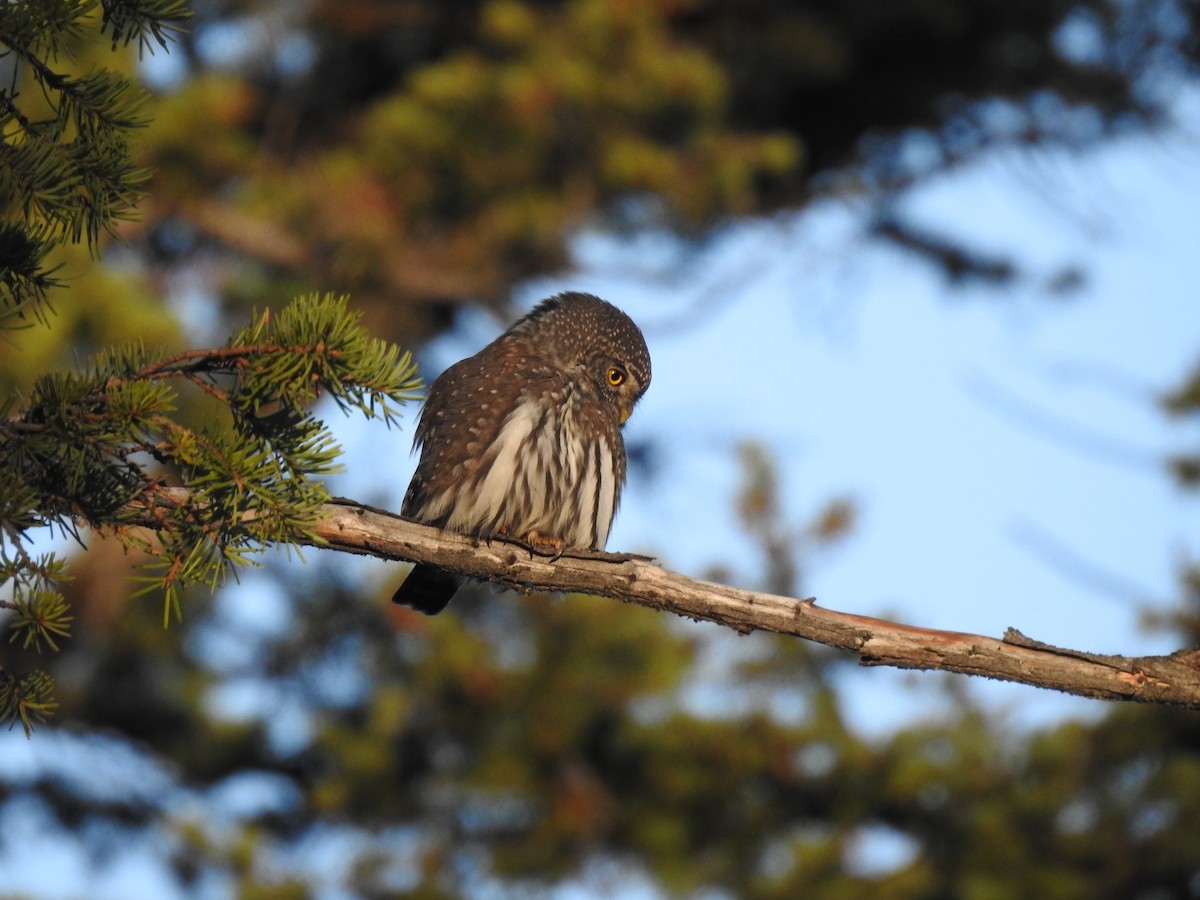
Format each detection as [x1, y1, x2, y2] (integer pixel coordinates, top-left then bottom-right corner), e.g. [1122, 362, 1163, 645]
[0, 292, 422, 732]
[0, 0, 190, 329]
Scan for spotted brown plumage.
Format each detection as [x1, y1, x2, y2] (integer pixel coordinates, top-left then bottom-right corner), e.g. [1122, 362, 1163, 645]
[392, 292, 652, 614]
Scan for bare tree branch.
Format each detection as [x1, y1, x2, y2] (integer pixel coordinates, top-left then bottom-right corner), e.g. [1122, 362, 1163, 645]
[317, 499, 1200, 708]
[133, 490, 1200, 708]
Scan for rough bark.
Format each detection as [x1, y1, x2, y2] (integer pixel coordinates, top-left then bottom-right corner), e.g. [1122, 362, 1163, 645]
[303, 497, 1200, 708]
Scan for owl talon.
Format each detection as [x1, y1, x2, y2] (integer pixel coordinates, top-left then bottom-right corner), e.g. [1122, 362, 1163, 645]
[521, 529, 566, 560]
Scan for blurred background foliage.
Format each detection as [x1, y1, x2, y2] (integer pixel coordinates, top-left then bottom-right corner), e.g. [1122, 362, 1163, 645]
[3, 0, 1200, 896]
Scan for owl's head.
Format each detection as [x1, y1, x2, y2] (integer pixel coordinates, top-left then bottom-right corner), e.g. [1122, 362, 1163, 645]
[516, 292, 651, 424]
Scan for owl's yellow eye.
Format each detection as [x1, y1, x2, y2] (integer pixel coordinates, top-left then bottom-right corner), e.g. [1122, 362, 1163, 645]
[607, 367, 626, 386]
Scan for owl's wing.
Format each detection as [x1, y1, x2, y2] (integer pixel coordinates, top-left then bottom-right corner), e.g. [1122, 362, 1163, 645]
[403, 342, 562, 521]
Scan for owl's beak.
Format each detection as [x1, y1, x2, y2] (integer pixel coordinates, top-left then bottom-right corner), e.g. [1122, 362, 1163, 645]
[619, 406, 632, 426]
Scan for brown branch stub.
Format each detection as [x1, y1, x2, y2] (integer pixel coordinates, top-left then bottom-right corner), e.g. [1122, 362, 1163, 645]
[130, 492, 1200, 708]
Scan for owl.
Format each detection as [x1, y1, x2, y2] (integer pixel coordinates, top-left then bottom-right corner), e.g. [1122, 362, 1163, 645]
[392, 292, 651, 614]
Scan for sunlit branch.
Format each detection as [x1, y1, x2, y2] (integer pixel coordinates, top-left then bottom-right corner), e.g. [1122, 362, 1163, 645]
[131, 489, 1200, 709]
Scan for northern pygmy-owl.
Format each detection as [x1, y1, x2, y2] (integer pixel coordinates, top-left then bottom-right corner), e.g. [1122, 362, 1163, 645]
[392, 292, 651, 614]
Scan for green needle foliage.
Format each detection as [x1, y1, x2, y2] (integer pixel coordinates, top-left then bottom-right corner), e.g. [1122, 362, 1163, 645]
[0, 0, 427, 737]
[0, 0, 191, 328]
[1, 7, 426, 735]
[1, 291, 422, 733]
[0, 667, 57, 735]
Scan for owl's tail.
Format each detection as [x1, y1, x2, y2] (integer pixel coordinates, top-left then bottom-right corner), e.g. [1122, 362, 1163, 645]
[391, 564, 462, 615]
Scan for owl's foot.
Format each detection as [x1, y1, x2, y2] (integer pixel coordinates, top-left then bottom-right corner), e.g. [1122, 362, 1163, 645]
[521, 529, 566, 559]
